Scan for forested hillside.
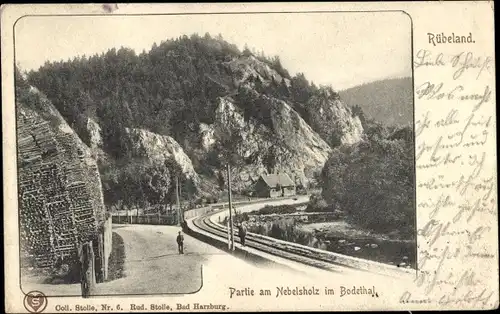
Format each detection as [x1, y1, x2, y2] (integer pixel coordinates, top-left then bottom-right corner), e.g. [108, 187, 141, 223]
[28, 34, 328, 154]
[339, 77, 413, 127]
[26, 33, 364, 209]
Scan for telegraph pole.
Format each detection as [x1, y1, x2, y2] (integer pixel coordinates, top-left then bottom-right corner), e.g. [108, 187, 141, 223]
[179, 178, 183, 222]
[176, 176, 181, 226]
[227, 164, 235, 251]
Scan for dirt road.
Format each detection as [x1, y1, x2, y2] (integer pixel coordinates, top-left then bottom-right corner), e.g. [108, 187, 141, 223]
[22, 222, 320, 296]
[97, 224, 220, 295]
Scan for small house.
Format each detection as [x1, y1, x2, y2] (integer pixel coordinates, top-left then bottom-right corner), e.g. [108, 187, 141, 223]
[254, 173, 296, 198]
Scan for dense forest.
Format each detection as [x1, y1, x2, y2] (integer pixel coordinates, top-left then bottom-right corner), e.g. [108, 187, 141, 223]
[27, 33, 326, 160]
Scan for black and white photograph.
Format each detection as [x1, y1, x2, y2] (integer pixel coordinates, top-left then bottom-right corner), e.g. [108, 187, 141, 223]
[14, 11, 416, 298]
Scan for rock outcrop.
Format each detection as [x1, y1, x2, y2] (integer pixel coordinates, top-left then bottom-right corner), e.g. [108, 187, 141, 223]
[226, 55, 291, 87]
[306, 88, 364, 147]
[199, 123, 216, 152]
[201, 95, 333, 190]
[86, 117, 103, 149]
[124, 128, 200, 184]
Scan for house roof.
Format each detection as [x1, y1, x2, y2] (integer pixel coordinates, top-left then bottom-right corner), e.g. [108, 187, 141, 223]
[259, 173, 295, 187]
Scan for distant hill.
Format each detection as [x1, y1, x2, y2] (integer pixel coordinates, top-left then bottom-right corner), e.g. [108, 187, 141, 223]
[339, 77, 413, 127]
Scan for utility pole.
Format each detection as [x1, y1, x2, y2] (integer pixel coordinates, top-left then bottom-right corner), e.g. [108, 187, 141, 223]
[179, 179, 182, 210]
[176, 176, 181, 226]
[227, 164, 235, 251]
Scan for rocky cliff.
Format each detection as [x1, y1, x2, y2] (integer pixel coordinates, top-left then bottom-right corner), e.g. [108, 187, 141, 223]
[227, 55, 291, 88]
[306, 88, 364, 146]
[16, 85, 107, 270]
[198, 94, 333, 191]
[124, 127, 200, 184]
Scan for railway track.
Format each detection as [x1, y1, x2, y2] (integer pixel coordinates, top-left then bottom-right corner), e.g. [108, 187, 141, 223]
[190, 209, 413, 278]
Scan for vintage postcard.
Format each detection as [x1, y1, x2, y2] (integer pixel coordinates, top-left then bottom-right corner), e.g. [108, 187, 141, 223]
[2, 2, 497, 312]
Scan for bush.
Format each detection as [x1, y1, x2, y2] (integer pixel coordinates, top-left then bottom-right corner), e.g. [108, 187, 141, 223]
[305, 193, 329, 212]
[223, 212, 249, 225]
[252, 204, 297, 215]
[250, 218, 325, 249]
[234, 212, 249, 224]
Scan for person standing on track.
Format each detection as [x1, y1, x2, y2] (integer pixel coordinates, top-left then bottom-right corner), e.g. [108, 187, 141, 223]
[176, 231, 184, 254]
[238, 223, 247, 247]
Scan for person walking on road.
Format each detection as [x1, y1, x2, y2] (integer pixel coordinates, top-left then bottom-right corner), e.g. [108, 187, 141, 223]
[238, 223, 247, 247]
[176, 231, 184, 254]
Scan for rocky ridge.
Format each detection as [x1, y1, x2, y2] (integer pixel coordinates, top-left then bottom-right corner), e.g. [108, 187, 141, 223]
[124, 127, 200, 184]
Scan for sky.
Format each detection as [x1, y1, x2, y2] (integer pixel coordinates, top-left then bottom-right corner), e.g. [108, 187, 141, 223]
[14, 12, 412, 90]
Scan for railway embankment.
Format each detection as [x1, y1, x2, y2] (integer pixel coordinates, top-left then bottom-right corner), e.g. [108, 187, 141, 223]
[184, 198, 414, 280]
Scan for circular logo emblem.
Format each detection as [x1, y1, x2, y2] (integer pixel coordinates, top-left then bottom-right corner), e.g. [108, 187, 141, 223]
[23, 291, 47, 313]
